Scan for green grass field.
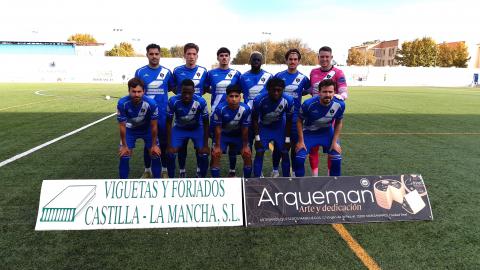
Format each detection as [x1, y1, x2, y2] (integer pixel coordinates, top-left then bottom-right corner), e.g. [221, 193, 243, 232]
[1, 83, 479, 269]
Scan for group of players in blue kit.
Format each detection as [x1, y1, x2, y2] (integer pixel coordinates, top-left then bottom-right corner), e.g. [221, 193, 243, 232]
[116, 42, 346, 179]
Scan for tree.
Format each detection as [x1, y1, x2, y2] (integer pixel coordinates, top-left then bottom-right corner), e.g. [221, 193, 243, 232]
[105, 42, 135, 57]
[437, 42, 470, 68]
[170, 45, 184, 58]
[347, 48, 376, 66]
[396, 37, 437, 67]
[232, 39, 317, 65]
[68, 33, 97, 44]
[160, 47, 172, 57]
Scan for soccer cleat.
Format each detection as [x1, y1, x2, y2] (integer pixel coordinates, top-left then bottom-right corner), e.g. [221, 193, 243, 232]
[270, 170, 280, 178]
[179, 171, 187, 178]
[228, 171, 236, 177]
[141, 171, 152, 179]
[161, 170, 168, 179]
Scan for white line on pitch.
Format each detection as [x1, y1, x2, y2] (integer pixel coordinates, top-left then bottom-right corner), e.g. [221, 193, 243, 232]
[0, 113, 116, 168]
[0, 99, 58, 111]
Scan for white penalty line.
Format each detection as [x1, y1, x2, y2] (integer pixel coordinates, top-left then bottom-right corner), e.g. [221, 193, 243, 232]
[0, 113, 116, 168]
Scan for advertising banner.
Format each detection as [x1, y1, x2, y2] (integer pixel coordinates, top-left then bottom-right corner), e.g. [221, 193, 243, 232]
[244, 174, 432, 226]
[35, 178, 244, 230]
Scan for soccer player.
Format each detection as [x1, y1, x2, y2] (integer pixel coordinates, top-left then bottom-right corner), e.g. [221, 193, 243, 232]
[134, 43, 174, 178]
[172, 43, 208, 177]
[308, 46, 348, 176]
[274, 49, 310, 176]
[117, 78, 161, 179]
[210, 84, 252, 178]
[166, 79, 210, 178]
[239, 52, 272, 109]
[252, 77, 294, 177]
[294, 79, 345, 177]
[206, 47, 242, 177]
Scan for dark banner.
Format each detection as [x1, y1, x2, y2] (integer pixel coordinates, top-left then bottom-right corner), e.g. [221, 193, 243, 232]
[244, 174, 433, 227]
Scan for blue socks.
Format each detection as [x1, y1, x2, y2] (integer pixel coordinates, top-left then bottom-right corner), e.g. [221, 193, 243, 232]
[253, 154, 264, 177]
[281, 152, 291, 177]
[243, 166, 252, 178]
[143, 147, 151, 170]
[119, 156, 130, 179]
[329, 151, 342, 176]
[167, 152, 177, 178]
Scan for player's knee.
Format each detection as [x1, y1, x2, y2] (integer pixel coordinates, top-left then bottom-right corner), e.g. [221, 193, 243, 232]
[328, 153, 342, 161]
[295, 148, 308, 160]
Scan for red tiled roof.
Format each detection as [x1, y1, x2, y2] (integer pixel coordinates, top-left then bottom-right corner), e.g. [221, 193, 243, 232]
[373, 39, 399, 49]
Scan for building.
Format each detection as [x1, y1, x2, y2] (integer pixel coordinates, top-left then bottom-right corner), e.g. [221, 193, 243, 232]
[372, 39, 399, 67]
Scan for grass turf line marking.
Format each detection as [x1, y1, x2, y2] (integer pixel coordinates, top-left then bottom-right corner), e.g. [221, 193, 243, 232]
[0, 99, 58, 111]
[343, 132, 480, 135]
[0, 113, 116, 168]
[332, 224, 381, 270]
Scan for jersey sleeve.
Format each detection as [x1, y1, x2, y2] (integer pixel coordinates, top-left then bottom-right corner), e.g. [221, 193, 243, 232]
[212, 106, 222, 127]
[334, 101, 346, 120]
[335, 69, 348, 100]
[286, 97, 294, 119]
[149, 102, 159, 121]
[116, 101, 127, 123]
[302, 76, 311, 95]
[298, 101, 307, 120]
[167, 98, 175, 120]
[167, 71, 175, 92]
[200, 99, 209, 120]
[242, 106, 252, 127]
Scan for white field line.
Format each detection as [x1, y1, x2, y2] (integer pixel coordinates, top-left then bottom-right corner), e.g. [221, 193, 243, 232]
[0, 113, 116, 168]
[0, 99, 58, 111]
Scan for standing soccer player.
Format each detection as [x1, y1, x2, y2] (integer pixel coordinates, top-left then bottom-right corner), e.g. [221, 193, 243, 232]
[206, 47, 242, 176]
[274, 49, 310, 176]
[172, 43, 208, 178]
[134, 43, 174, 178]
[117, 78, 161, 179]
[252, 78, 294, 177]
[166, 79, 210, 178]
[308, 46, 348, 176]
[210, 84, 252, 178]
[295, 79, 345, 177]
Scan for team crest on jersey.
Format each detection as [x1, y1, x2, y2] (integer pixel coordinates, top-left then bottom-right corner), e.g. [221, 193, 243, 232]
[237, 113, 241, 117]
[261, 78, 265, 82]
[141, 109, 146, 113]
[295, 78, 300, 83]
[160, 73, 164, 78]
[279, 105, 284, 110]
[228, 74, 232, 78]
[196, 72, 200, 77]
[191, 108, 196, 112]
[330, 109, 335, 114]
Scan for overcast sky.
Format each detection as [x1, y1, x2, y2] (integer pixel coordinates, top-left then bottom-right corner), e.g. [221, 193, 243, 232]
[1, 0, 479, 64]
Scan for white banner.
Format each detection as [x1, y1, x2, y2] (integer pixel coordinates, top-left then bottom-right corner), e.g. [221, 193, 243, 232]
[35, 178, 244, 231]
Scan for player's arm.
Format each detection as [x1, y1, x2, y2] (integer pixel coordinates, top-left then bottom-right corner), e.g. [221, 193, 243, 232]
[201, 116, 210, 154]
[118, 122, 131, 157]
[335, 70, 348, 100]
[330, 118, 343, 153]
[150, 119, 161, 157]
[166, 100, 175, 153]
[252, 109, 262, 150]
[284, 103, 293, 150]
[295, 118, 306, 153]
[212, 125, 222, 158]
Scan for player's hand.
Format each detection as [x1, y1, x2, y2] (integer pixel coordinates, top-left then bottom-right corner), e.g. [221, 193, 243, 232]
[150, 145, 161, 157]
[295, 142, 306, 153]
[334, 94, 344, 100]
[241, 145, 252, 159]
[330, 142, 342, 154]
[118, 145, 131, 157]
[199, 146, 210, 155]
[212, 146, 222, 159]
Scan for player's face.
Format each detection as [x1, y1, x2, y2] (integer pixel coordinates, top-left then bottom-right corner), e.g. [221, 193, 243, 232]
[184, 48, 198, 66]
[218, 53, 230, 66]
[318, 51, 333, 68]
[226, 92, 241, 108]
[147, 48, 160, 67]
[181, 85, 195, 104]
[268, 85, 283, 101]
[286, 53, 299, 70]
[250, 54, 262, 70]
[129, 85, 144, 104]
[319, 85, 335, 105]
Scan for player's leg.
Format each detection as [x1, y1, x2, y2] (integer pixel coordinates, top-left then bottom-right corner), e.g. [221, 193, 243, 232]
[142, 146, 152, 178]
[294, 137, 313, 177]
[119, 131, 136, 179]
[272, 132, 290, 177]
[228, 148, 237, 177]
[253, 133, 268, 177]
[271, 145, 281, 177]
[142, 133, 161, 178]
[167, 126, 184, 178]
[178, 142, 188, 178]
[210, 136, 227, 178]
[309, 145, 320, 176]
[290, 124, 299, 177]
[158, 120, 168, 178]
[192, 127, 208, 178]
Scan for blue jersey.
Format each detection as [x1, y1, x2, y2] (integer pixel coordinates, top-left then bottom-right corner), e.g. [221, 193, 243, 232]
[299, 96, 345, 135]
[274, 70, 310, 117]
[134, 65, 174, 120]
[172, 65, 208, 95]
[167, 94, 209, 130]
[206, 68, 241, 111]
[212, 102, 251, 137]
[253, 92, 294, 129]
[117, 95, 158, 131]
[239, 69, 272, 107]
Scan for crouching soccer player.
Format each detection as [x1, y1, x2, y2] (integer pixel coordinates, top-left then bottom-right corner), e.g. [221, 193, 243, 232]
[252, 77, 294, 177]
[166, 79, 210, 178]
[117, 78, 162, 179]
[210, 84, 252, 178]
[294, 79, 345, 177]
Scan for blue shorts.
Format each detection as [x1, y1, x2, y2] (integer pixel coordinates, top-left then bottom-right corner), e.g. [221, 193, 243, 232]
[257, 126, 287, 153]
[171, 126, 205, 149]
[157, 114, 167, 145]
[124, 129, 152, 149]
[214, 135, 242, 154]
[296, 132, 339, 158]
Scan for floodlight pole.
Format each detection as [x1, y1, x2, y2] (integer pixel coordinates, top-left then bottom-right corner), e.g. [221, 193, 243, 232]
[262, 32, 271, 65]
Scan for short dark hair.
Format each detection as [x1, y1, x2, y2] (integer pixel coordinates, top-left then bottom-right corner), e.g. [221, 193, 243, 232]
[184, 43, 199, 54]
[128, 77, 144, 90]
[181, 79, 195, 89]
[226, 84, 241, 95]
[285, 48, 301, 60]
[217, 47, 230, 56]
[266, 77, 285, 90]
[319, 46, 332, 54]
[318, 79, 335, 90]
[146, 43, 160, 52]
